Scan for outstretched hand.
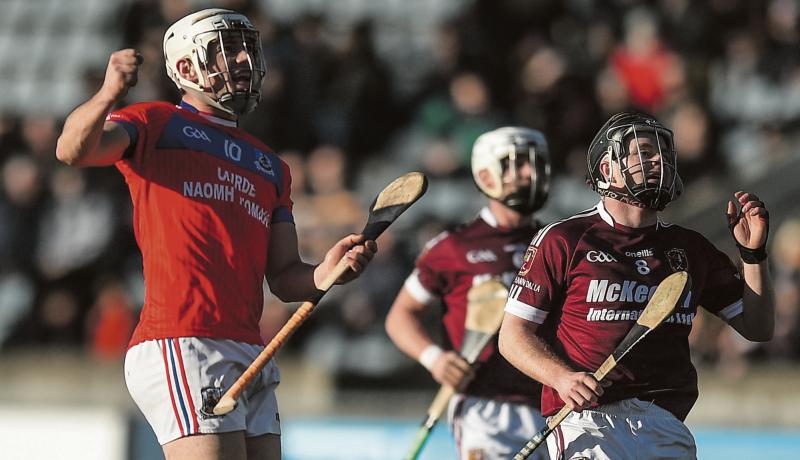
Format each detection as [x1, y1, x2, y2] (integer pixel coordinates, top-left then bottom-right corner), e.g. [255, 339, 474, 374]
[726, 191, 769, 250]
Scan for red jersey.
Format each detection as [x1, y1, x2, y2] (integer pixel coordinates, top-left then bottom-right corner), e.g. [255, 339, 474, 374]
[406, 208, 542, 405]
[506, 201, 744, 420]
[108, 101, 293, 347]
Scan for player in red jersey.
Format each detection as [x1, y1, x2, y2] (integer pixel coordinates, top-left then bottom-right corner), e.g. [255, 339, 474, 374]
[499, 111, 774, 459]
[55, 9, 376, 460]
[386, 127, 552, 459]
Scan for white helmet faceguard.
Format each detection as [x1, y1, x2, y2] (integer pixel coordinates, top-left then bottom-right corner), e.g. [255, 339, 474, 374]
[471, 127, 551, 214]
[164, 8, 266, 116]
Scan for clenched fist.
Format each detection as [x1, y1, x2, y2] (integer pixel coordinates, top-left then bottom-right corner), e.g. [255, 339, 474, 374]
[100, 49, 142, 102]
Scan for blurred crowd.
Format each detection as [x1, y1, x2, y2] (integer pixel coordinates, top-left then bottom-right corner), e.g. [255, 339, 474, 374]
[1, 0, 800, 386]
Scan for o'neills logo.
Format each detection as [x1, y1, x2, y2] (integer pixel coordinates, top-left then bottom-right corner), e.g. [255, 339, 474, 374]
[625, 248, 655, 258]
[586, 279, 658, 303]
[518, 246, 538, 276]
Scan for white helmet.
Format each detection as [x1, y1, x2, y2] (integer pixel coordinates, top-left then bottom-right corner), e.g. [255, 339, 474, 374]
[163, 8, 266, 116]
[471, 127, 551, 214]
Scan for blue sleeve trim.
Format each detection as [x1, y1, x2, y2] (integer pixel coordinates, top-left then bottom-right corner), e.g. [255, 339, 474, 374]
[114, 120, 139, 159]
[272, 207, 294, 224]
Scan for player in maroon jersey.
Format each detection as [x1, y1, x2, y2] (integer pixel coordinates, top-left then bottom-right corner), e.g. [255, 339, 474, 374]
[386, 127, 552, 459]
[55, 9, 376, 460]
[499, 111, 774, 459]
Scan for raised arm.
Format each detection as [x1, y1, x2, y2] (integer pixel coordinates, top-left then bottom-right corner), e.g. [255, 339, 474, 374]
[56, 49, 141, 167]
[498, 313, 603, 411]
[726, 191, 775, 341]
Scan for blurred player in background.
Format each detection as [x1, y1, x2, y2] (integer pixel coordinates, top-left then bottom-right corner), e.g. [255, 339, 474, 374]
[55, 8, 376, 460]
[386, 127, 552, 459]
[499, 111, 774, 459]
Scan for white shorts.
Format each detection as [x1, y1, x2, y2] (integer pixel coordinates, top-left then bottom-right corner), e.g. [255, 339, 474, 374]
[124, 338, 281, 445]
[448, 395, 549, 460]
[547, 398, 696, 460]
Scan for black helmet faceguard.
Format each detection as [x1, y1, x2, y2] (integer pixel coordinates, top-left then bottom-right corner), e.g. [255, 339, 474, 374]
[587, 111, 682, 211]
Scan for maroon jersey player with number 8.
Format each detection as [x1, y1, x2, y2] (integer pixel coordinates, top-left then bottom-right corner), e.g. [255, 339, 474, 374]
[499, 111, 774, 460]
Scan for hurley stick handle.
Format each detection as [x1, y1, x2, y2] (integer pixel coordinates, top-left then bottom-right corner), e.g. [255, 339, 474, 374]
[513, 403, 571, 460]
[214, 172, 428, 416]
[404, 385, 454, 460]
[213, 258, 350, 415]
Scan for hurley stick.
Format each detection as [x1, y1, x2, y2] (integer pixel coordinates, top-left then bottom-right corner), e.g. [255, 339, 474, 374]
[513, 270, 691, 460]
[404, 279, 509, 460]
[213, 172, 428, 415]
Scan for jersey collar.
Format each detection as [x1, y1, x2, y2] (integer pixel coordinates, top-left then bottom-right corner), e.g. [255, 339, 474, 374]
[179, 100, 238, 128]
[596, 200, 664, 232]
[479, 206, 534, 229]
[480, 207, 499, 228]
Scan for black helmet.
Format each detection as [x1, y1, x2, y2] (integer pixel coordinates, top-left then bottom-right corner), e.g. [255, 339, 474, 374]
[587, 111, 682, 211]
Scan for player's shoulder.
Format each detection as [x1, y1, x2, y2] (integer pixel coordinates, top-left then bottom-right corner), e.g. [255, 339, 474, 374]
[420, 229, 453, 256]
[455, 213, 490, 235]
[419, 212, 492, 254]
[228, 124, 274, 151]
[418, 217, 476, 255]
[657, 219, 717, 250]
[108, 100, 176, 123]
[221, 125, 283, 169]
[531, 205, 602, 248]
[123, 100, 176, 115]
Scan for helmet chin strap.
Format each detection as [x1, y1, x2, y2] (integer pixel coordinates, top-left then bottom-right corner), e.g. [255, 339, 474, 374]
[187, 81, 258, 117]
[185, 87, 236, 116]
[501, 186, 534, 214]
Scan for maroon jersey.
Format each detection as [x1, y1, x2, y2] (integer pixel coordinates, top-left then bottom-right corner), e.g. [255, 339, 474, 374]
[406, 208, 542, 405]
[506, 201, 744, 420]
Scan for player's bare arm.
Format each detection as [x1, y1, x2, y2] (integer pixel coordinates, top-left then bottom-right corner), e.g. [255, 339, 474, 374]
[385, 289, 473, 389]
[499, 314, 603, 411]
[265, 222, 376, 302]
[726, 191, 775, 341]
[56, 49, 141, 167]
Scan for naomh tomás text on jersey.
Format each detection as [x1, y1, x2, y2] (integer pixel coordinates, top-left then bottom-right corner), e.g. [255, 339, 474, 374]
[107, 101, 293, 348]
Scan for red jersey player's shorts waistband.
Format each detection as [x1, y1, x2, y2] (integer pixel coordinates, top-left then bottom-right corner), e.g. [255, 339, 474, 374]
[581, 398, 676, 418]
[128, 329, 265, 350]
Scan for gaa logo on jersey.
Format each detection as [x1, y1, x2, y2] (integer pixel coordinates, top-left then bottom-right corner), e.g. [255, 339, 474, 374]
[586, 250, 617, 263]
[666, 248, 689, 272]
[466, 249, 498, 263]
[518, 246, 537, 276]
[254, 150, 275, 176]
[182, 125, 212, 143]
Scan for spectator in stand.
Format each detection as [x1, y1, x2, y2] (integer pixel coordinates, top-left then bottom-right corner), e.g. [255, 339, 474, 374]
[609, 7, 682, 113]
